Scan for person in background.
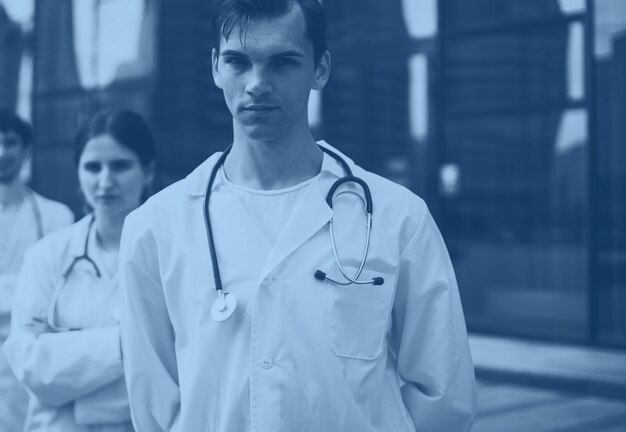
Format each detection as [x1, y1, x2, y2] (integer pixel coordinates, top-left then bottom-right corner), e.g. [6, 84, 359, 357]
[2, 109, 155, 432]
[119, 0, 478, 431]
[0, 109, 74, 431]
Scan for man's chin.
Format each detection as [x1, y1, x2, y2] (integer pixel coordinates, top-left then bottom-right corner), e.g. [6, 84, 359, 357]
[239, 124, 283, 142]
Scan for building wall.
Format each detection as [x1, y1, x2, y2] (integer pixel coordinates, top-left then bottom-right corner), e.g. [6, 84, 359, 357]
[0, 5, 23, 110]
[26, 0, 626, 347]
[323, 0, 413, 187]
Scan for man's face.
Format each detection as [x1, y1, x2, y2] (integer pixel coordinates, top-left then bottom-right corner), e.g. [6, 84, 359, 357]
[212, 5, 330, 142]
[0, 130, 28, 184]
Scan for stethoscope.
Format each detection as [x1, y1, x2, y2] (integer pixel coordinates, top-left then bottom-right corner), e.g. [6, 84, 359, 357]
[204, 144, 384, 322]
[26, 189, 44, 240]
[47, 216, 101, 332]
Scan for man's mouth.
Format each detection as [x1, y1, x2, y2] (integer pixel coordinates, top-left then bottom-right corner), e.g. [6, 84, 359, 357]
[242, 105, 277, 112]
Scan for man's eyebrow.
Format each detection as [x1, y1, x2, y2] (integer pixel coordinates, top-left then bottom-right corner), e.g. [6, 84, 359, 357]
[220, 49, 304, 58]
[220, 49, 247, 57]
[270, 50, 304, 58]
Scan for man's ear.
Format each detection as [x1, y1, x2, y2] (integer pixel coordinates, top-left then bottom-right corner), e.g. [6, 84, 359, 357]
[312, 50, 331, 91]
[212, 48, 223, 89]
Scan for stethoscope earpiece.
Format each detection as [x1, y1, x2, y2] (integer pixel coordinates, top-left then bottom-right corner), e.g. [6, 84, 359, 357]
[314, 269, 385, 286]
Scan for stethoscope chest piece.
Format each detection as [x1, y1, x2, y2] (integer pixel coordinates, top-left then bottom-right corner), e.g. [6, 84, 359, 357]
[211, 291, 237, 322]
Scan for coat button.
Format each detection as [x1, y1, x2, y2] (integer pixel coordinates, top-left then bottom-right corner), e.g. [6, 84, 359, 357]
[261, 277, 273, 286]
[260, 356, 274, 369]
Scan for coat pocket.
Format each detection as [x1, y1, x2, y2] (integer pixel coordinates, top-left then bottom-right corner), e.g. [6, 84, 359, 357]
[326, 266, 396, 360]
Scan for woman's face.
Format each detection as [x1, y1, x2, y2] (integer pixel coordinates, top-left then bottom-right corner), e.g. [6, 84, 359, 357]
[78, 134, 153, 219]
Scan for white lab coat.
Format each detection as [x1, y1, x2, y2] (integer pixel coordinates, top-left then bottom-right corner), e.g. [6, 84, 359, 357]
[2, 216, 133, 432]
[120, 142, 478, 432]
[0, 192, 73, 432]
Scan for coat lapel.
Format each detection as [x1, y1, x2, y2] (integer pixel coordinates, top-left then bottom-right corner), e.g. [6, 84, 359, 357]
[184, 143, 354, 283]
[259, 179, 333, 279]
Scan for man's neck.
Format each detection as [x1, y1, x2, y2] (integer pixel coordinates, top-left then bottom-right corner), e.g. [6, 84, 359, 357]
[0, 180, 27, 211]
[225, 128, 324, 191]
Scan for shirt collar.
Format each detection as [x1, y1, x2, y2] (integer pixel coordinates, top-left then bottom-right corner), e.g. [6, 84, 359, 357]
[185, 141, 356, 197]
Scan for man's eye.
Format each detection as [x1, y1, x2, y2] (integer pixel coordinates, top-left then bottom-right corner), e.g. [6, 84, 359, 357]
[224, 56, 247, 67]
[274, 58, 297, 67]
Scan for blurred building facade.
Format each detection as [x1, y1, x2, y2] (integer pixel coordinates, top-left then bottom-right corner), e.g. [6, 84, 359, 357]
[0, 0, 624, 347]
[0, 6, 23, 110]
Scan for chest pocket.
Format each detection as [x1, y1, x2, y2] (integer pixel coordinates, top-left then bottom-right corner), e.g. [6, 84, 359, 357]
[326, 266, 396, 360]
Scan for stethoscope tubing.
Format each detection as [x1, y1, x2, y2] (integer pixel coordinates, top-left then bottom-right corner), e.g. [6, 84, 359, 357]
[203, 145, 232, 298]
[25, 188, 44, 240]
[326, 213, 373, 285]
[46, 216, 101, 332]
[204, 144, 383, 297]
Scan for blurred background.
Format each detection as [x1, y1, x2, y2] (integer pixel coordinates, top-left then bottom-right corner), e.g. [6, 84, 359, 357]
[1, 0, 625, 429]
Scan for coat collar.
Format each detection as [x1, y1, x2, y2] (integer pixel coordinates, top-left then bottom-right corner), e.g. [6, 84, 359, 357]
[183, 141, 357, 278]
[66, 214, 95, 257]
[184, 141, 356, 197]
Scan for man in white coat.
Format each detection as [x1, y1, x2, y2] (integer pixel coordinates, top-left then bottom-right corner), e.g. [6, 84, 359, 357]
[0, 109, 74, 431]
[119, 0, 478, 431]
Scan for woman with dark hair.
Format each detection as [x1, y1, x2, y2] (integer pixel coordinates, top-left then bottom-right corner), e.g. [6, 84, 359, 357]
[2, 109, 155, 431]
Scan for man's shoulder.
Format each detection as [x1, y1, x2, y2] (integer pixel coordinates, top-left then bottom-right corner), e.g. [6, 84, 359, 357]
[347, 164, 430, 244]
[356, 166, 427, 215]
[320, 142, 427, 217]
[32, 192, 73, 218]
[126, 152, 221, 226]
[127, 178, 187, 225]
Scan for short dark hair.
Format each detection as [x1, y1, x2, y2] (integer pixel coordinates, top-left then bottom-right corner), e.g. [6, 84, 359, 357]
[0, 108, 34, 147]
[212, 0, 327, 65]
[74, 109, 156, 167]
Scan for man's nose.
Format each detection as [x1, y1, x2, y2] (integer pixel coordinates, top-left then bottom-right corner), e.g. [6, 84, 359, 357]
[245, 66, 272, 96]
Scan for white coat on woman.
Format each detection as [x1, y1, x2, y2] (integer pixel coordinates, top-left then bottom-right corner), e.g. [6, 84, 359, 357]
[2, 214, 132, 432]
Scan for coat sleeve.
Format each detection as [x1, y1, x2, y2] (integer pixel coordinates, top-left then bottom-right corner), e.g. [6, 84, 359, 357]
[1, 246, 124, 407]
[119, 212, 180, 431]
[73, 377, 131, 425]
[390, 204, 478, 432]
